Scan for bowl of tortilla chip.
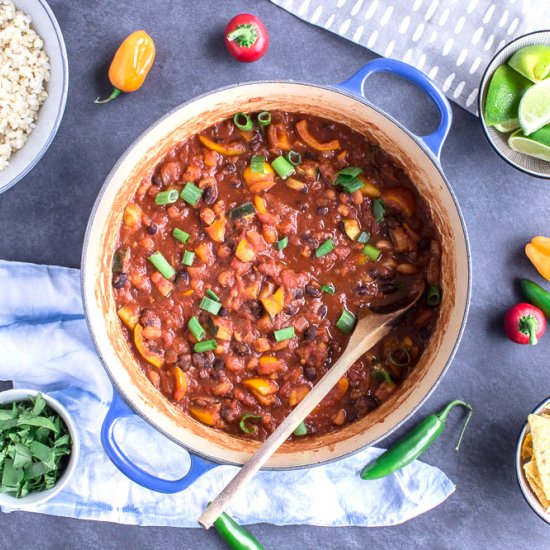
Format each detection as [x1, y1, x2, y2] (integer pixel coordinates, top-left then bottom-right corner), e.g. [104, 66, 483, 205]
[516, 397, 550, 523]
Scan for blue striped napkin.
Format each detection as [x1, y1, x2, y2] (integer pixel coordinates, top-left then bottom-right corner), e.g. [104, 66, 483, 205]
[0, 260, 455, 527]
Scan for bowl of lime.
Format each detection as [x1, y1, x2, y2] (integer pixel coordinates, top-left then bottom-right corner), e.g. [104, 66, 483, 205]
[479, 31, 550, 179]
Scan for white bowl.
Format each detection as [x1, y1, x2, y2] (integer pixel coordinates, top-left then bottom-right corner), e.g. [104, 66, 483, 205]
[515, 396, 550, 524]
[478, 31, 550, 179]
[0, 388, 80, 509]
[0, 0, 68, 194]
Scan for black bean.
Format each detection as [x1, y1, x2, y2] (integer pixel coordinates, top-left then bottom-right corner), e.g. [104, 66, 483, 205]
[293, 288, 305, 299]
[221, 161, 236, 174]
[174, 269, 190, 285]
[368, 268, 379, 279]
[286, 305, 299, 316]
[304, 367, 317, 381]
[296, 201, 308, 212]
[305, 284, 322, 298]
[140, 309, 161, 328]
[177, 354, 192, 371]
[218, 307, 229, 318]
[213, 358, 225, 370]
[354, 285, 372, 296]
[419, 237, 430, 251]
[147, 223, 158, 235]
[228, 177, 241, 189]
[220, 406, 239, 422]
[191, 353, 207, 369]
[316, 206, 329, 216]
[300, 233, 319, 249]
[419, 327, 430, 339]
[112, 272, 127, 288]
[318, 304, 328, 319]
[152, 172, 162, 187]
[378, 268, 396, 281]
[305, 325, 318, 341]
[379, 284, 399, 294]
[202, 185, 217, 205]
[245, 300, 264, 319]
[233, 342, 251, 356]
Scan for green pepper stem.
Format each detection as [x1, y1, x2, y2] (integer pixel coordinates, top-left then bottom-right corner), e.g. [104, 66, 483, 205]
[519, 314, 539, 345]
[94, 87, 122, 104]
[455, 407, 473, 451]
[227, 24, 258, 48]
[435, 400, 473, 452]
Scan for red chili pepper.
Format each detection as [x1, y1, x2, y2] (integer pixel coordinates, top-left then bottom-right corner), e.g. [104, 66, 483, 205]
[225, 14, 269, 63]
[504, 303, 546, 345]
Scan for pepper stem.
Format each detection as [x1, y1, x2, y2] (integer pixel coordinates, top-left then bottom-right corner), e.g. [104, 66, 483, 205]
[518, 314, 539, 345]
[226, 24, 258, 48]
[94, 87, 122, 104]
[435, 400, 474, 451]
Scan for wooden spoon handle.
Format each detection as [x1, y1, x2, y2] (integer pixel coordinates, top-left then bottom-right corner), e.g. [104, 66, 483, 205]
[198, 319, 394, 529]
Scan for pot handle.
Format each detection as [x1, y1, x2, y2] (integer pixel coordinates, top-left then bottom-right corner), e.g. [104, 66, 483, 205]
[337, 58, 452, 161]
[101, 390, 217, 493]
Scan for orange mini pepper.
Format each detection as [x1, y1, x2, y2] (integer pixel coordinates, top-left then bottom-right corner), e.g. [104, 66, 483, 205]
[96, 30, 156, 104]
[526, 236, 550, 282]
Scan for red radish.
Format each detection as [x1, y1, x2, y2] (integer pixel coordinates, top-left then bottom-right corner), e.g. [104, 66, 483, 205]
[225, 14, 269, 63]
[504, 303, 546, 345]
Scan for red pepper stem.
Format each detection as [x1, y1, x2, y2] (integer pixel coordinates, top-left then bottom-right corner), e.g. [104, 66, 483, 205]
[94, 87, 122, 104]
[226, 24, 258, 48]
[519, 314, 539, 345]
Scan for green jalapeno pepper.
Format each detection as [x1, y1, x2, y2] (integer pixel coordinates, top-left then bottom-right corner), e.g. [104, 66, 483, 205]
[360, 400, 473, 480]
[520, 278, 550, 319]
[213, 508, 265, 550]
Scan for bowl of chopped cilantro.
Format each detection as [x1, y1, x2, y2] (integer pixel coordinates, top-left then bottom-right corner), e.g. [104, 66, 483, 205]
[0, 389, 79, 507]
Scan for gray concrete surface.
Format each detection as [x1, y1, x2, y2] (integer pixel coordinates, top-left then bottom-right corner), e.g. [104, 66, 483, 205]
[1, 0, 549, 548]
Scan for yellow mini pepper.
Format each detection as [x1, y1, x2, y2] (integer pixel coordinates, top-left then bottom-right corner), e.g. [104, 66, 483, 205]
[95, 30, 156, 104]
[526, 236, 550, 281]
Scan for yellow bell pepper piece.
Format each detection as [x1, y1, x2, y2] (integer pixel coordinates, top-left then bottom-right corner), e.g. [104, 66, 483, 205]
[358, 175, 381, 198]
[189, 406, 217, 426]
[117, 305, 140, 330]
[289, 386, 310, 407]
[526, 236, 550, 281]
[244, 378, 279, 405]
[134, 323, 164, 368]
[173, 367, 188, 401]
[205, 214, 226, 243]
[235, 238, 256, 262]
[198, 134, 246, 156]
[123, 203, 143, 228]
[253, 195, 267, 214]
[242, 162, 276, 193]
[296, 119, 340, 151]
[260, 287, 285, 318]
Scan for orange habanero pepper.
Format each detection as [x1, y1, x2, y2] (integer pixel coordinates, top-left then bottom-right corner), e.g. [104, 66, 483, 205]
[526, 236, 550, 282]
[95, 30, 156, 104]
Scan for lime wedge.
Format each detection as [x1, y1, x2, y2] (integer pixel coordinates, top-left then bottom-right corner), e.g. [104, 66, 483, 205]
[494, 119, 520, 133]
[518, 79, 550, 135]
[509, 125, 550, 162]
[484, 65, 531, 128]
[508, 45, 550, 83]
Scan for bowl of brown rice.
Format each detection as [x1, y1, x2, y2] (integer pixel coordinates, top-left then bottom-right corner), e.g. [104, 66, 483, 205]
[0, 0, 68, 194]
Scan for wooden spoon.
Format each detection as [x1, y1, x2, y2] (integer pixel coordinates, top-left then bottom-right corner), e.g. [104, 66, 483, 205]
[199, 285, 424, 529]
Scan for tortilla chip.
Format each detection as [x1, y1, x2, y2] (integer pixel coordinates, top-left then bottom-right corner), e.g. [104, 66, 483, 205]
[524, 459, 550, 509]
[522, 433, 533, 462]
[528, 414, 550, 500]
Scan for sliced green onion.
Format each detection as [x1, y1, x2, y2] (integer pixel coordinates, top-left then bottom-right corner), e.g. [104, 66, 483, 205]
[372, 198, 385, 223]
[285, 150, 302, 166]
[372, 367, 393, 385]
[321, 283, 335, 295]
[251, 155, 266, 173]
[233, 112, 253, 131]
[194, 339, 218, 353]
[257, 111, 272, 127]
[334, 166, 364, 194]
[363, 243, 381, 261]
[293, 421, 307, 436]
[229, 202, 256, 220]
[148, 251, 175, 279]
[357, 231, 370, 244]
[180, 182, 203, 206]
[182, 250, 195, 266]
[315, 238, 335, 258]
[240, 413, 263, 434]
[274, 326, 295, 342]
[173, 228, 190, 243]
[335, 309, 356, 334]
[276, 236, 288, 250]
[427, 284, 441, 306]
[155, 189, 179, 205]
[271, 156, 296, 179]
[388, 347, 411, 367]
[188, 316, 205, 340]
[206, 289, 220, 302]
[199, 296, 222, 315]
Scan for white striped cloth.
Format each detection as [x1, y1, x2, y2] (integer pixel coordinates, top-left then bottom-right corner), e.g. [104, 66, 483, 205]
[269, 0, 546, 114]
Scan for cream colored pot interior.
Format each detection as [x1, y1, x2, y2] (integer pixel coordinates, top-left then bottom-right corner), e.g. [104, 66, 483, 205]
[82, 82, 469, 468]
